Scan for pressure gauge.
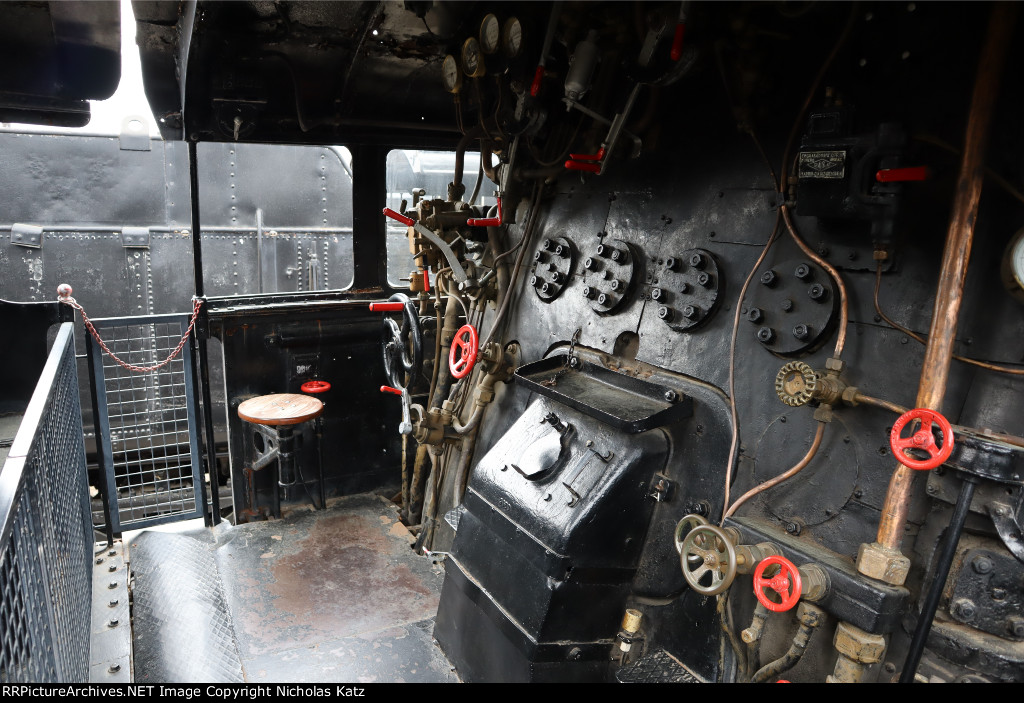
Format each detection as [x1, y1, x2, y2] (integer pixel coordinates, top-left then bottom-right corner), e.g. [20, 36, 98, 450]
[502, 17, 523, 58]
[1001, 227, 1024, 302]
[441, 54, 463, 94]
[480, 14, 500, 54]
[461, 37, 485, 78]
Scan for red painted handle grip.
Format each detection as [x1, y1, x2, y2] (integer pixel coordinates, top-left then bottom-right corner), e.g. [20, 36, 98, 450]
[382, 207, 415, 227]
[889, 408, 954, 470]
[530, 65, 545, 97]
[565, 160, 601, 173]
[753, 556, 802, 613]
[568, 148, 605, 162]
[369, 302, 406, 312]
[466, 197, 503, 227]
[380, 385, 403, 396]
[876, 166, 929, 183]
[671, 22, 686, 61]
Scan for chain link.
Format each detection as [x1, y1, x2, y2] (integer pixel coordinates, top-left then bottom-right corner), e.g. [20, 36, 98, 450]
[58, 293, 203, 373]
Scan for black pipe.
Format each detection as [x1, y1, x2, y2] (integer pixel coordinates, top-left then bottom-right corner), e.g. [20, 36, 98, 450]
[899, 474, 978, 683]
[188, 140, 222, 526]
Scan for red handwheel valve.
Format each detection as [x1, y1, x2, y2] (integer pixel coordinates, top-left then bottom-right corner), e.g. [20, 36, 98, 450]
[753, 556, 802, 613]
[449, 324, 479, 379]
[301, 380, 331, 394]
[889, 408, 954, 470]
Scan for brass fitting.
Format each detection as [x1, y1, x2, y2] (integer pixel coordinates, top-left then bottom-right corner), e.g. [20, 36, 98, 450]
[741, 603, 771, 644]
[856, 542, 910, 586]
[412, 405, 447, 446]
[775, 361, 847, 409]
[799, 563, 830, 602]
[827, 621, 886, 683]
[734, 542, 782, 574]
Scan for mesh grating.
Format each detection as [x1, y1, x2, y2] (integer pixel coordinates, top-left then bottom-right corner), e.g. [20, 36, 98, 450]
[0, 324, 91, 682]
[90, 315, 203, 531]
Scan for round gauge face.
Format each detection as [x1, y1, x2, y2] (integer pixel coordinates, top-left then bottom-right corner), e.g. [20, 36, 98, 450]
[441, 54, 462, 93]
[480, 14, 500, 54]
[502, 17, 523, 58]
[462, 37, 485, 78]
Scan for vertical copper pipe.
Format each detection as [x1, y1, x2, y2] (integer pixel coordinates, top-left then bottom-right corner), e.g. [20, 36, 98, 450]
[875, 4, 1016, 551]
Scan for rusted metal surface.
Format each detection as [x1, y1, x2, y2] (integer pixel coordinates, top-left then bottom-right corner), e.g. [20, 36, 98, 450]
[215, 493, 450, 680]
[875, 3, 1017, 552]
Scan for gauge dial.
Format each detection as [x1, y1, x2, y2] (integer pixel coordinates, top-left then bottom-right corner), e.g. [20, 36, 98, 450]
[502, 17, 523, 58]
[441, 54, 462, 94]
[461, 37, 485, 78]
[480, 14, 500, 54]
[1002, 227, 1024, 302]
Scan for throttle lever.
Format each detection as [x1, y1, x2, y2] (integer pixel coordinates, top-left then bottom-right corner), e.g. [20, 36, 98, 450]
[380, 385, 413, 435]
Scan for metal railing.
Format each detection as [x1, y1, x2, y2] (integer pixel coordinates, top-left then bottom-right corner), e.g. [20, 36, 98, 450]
[0, 322, 92, 682]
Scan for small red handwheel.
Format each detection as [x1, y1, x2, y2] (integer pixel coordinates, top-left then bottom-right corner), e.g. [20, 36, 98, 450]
[890, 408, 954, 470]
[753, 555, 802, 613]
[301, 380, 331, 394]
[449, 324, 479, 379]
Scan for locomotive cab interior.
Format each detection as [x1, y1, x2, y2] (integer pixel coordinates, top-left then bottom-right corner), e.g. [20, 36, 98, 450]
[0, 0, 1023, 685]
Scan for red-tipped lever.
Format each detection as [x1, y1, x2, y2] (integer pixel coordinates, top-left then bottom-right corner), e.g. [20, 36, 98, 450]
[466, 197, 503, 227]
[380, 385, 403, 396]
[369, 302, 406, 312]
[671, 22, 686, 61]
[382, 207, 415, 227]
[875, 166, 930, 183]
[530, 65, 545, 97]
[565, 147, 605, 174]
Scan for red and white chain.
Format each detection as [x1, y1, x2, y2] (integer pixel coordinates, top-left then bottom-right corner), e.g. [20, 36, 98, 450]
[57, 284, 203, 373]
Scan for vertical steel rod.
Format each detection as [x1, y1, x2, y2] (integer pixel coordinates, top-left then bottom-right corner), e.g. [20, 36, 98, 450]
[899, 476, 977, 683]
[188, 140, 222, 526]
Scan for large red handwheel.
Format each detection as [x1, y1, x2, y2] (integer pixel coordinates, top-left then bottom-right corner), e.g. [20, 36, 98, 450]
[889, 408, 954, 470]
[753, 555, 802, 612]
[301, 380, 331, 394]
[449, 324, 479, 379]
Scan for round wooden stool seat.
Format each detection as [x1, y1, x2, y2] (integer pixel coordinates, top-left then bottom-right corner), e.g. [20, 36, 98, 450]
[237, 393, 324, 426]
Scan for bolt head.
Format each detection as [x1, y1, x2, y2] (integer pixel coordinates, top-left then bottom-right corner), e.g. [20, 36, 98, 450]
[689, 252, 705, 269]
[793, 324, 810, 341]
[795, 263, 811, 280]
[108, 599, 119, 607]
[665, 257, 678, 271]
[760, 270, 777, 286]
[808, 283, 825, 300]
[682, 305, 699, 319]
[664, 390, 678, 402]
[610, 280, 622, 291]
[610, 249, 624, 262]
[1008, 616, 1024, 638]
[582, 286, 593, 299]
[747, 307, 763, 323]
[951, 598, 976, 621]
[533, 251, 543, 261]
[541, 282, 551, 293]
[108, 663, 121, 674]
[781, 298, 794, 312]
[696, 272, 711, 288]
[551, 271, 564, 284]
[596, 244, 608, 257]
[971, 555, 993, 574]
[658, 306, 672, 321]
[651, 287, 663, 300]
[757, 327, 775, 343]
[541, 239, 553, 251]
[597, 293, 608, 305]
[529, 275, 538, 286]
[584, 257, 598, 270]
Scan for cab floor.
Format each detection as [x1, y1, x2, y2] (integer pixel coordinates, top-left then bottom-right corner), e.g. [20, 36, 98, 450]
[127, 493, 458, 683]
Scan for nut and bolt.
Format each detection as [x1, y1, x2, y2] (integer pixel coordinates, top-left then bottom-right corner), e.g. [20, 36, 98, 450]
[747, 307, 763, 323]
[781, 298, 793, 312]
[610, 279, 622, 291]
[785, 522, 801, 535]
[551, 272, 564, 284]
[108, 664, 121, 674]
[108, 550, 116, 556]
[95, 557, 104, 565]
[664, 390, 678, 402]
[682, 305, 699, 320]
[689, 252, 705, 269]
[107, 564, 117, 572]
[554, 244, 567, 257]
[568, 647, 583, 661]
[541, 283, 551, 294]
[658, 306, 673, 321]
[757, 327, 775, 343]
[596, 244, 609, 257]
[795, 262, 812, 280]
[665, 257, 678, 271]
[584, 257, 598, 270]
[107, 581, 118, 590]
[696, 272, 711, 287]
[108, 599, 119, 608]
[533, 251, 543, 261]
[951, 598, 976, 622]
[808, 283, 825, 301]
[760, 270, 777, 287]
[610, 249, 626, 263]
[793, 324, 810, 341]
[679, 282, 689, 293]
[541, 239, 553, 250]
[651, 287, 663, 301]
[529, 275, 538, 286]
[597, 293, 608, 305]
[1008, 616, 1024, 638]
[108, 618, 119, 628]
[582, 286, 594, 299]
[991, 587, 1007, 601]
[971, 555, 993, 574]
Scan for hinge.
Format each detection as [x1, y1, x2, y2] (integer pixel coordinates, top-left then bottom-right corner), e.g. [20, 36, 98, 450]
[10, 223, 43, 248]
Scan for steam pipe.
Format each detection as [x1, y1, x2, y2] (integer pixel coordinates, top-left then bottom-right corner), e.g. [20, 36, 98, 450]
[874, 4, 1015, 552]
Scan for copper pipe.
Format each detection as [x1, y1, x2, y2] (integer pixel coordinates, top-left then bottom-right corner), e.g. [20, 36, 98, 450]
[724, 422, 825, 519]
[854, 393, 909, 417]
[875, 4, 1016, 551]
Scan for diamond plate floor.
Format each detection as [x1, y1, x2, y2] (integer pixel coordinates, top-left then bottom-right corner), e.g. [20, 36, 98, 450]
[128, 493, 456, 683]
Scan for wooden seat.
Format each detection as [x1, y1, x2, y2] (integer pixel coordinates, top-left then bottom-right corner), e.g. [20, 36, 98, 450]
[237, 393, 324, 426]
